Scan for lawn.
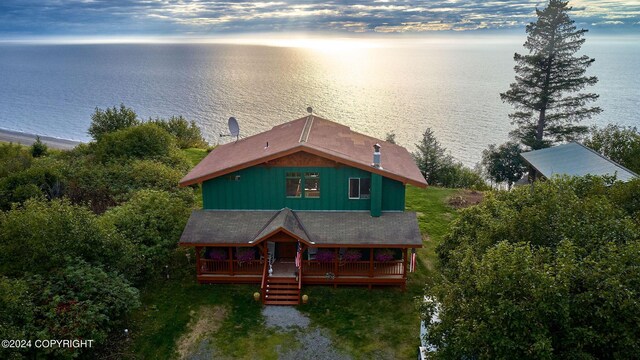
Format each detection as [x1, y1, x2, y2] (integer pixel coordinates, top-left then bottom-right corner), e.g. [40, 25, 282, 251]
[124, 185, 462, 359]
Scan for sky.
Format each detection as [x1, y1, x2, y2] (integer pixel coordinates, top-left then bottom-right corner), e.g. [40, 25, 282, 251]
[0, 0, 638, 41]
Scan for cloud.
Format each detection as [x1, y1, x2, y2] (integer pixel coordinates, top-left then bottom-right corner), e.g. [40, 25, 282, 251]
[0, 0, 638, 37]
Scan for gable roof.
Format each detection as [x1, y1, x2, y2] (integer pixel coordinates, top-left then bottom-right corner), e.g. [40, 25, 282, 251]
[179, 115, 427, 187]
[521, 142, 638, 182]
[179, 208, 423, 248]
[251, 208, 312, 245]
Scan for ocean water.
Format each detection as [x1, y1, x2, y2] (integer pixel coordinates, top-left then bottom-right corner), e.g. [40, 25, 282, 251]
[0, 38, 637, 166]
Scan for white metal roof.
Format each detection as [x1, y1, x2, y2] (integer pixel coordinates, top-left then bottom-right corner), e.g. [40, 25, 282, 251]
[521, 142, 638, 182]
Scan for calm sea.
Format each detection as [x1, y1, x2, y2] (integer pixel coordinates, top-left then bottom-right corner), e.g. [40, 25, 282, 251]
[0, 38, 637, 166]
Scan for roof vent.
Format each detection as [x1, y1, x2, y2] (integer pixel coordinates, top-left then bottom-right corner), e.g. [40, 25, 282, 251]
[372, 143, 382, 169]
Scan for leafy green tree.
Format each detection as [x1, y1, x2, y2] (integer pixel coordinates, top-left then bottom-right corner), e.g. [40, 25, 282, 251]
[427, 178, 640, 359]
[0, 143, 31, 178]
[88, 104, 139, 140]
[151, 116, 208, 149]
[481, 141, 527, 189]
[101, 190, 193, 280]
[501, 0, 601, 150]
[584, 124, 640, 173]
[30, 135, 48, 158]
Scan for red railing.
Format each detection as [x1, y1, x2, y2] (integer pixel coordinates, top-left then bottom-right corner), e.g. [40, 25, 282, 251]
[301, 260, 404, 277]
[200, 259, 263, 275]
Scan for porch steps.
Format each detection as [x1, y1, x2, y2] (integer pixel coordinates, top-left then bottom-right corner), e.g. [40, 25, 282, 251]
[264, 277, 300, 305]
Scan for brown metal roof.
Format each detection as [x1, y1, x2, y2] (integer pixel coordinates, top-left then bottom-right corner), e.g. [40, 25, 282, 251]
[179, 208, 423, 247]
[179, 115, 427, 187]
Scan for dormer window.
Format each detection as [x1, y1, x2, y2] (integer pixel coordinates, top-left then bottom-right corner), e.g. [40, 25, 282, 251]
[349, 178, 371, 199]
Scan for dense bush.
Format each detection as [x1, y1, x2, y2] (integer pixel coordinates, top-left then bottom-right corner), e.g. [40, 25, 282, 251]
[0, 199, 134, 277]
[0, 143, 32, 178]
[30, 262, 140, 357]
[94, 123, 176, 162]
[101, 190, 193, 280]
[0, 277, 33, 360]
[425, 177, 640, 359]
[0, 165, 63, 210]
[88, 104, 140, 140]
[151, 116, 208, 149]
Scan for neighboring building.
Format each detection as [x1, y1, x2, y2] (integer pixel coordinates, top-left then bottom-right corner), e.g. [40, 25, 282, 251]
[521, 142, 638, 182]
[179, 115, 427, 305]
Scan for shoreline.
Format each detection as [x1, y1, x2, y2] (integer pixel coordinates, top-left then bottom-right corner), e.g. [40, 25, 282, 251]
[0, 128, 83, 150]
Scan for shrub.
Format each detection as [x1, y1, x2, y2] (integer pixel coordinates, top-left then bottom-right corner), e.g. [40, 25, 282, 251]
[0, 198, 134, 277]
[94, 123, 176, 163]
[316, 250, 336, 262]
[101, 190, 193, 281]
[30, 262, 140, 357]
[0, 143, 31, 178]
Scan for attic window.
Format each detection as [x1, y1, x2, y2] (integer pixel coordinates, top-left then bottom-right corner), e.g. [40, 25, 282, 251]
[349, 178, 371, 199]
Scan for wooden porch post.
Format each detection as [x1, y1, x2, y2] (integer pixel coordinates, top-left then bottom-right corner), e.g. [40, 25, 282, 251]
[369, 248, 374, 277]
[228, 247, 234, 275]
[195, 247, 201, 276]
[402, 248, 408, 292]
[334, 248, 339, 275]
[402, 248, 408, 279]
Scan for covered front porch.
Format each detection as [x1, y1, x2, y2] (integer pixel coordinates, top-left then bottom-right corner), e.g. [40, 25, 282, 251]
[193, 244, 411, 289]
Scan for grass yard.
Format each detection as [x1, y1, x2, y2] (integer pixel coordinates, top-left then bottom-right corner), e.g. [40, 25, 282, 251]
[124, 185, 462, 359]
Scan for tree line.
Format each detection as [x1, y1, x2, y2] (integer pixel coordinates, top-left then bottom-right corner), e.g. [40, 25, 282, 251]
[0, 105, 207, 359]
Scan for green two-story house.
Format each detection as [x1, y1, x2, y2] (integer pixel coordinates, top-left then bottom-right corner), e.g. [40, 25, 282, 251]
[179, 115, 427, 305]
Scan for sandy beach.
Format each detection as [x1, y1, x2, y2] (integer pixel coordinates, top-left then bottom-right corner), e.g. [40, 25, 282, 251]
[0, 128, 83, 150]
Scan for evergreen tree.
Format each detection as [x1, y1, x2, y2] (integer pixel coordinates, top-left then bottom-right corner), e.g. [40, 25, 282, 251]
[501, 0, 601, 150]
[413, 128, 452, 184]
[30, 135, 48, 158]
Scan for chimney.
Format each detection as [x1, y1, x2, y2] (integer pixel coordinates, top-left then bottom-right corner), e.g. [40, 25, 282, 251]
[372, 143, 381, 169]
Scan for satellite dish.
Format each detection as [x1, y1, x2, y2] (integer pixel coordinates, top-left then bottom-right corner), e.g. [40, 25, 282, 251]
[228, 117, 240, 137]
[306, 107, 313, 114]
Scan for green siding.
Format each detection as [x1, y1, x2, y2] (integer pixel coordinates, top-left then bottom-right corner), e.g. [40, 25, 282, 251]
[202, 165, 406, 211]
[382, 177, 406, 210]
[370, 173, 382, 217]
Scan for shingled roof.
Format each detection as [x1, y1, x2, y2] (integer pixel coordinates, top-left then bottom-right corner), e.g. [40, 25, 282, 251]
[179, 115, 427, 187]
[179, 208, 423, 248]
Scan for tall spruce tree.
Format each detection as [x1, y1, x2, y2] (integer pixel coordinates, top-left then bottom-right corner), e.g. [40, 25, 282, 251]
[501, 0, 601, 150]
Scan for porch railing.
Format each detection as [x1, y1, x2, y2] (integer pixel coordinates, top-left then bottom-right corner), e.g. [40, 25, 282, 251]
[200, 259, 263, 275]
[302, 260, 404, 277]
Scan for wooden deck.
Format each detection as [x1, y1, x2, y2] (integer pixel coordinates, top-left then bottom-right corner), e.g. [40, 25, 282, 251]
[197, 258, 407, 288]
